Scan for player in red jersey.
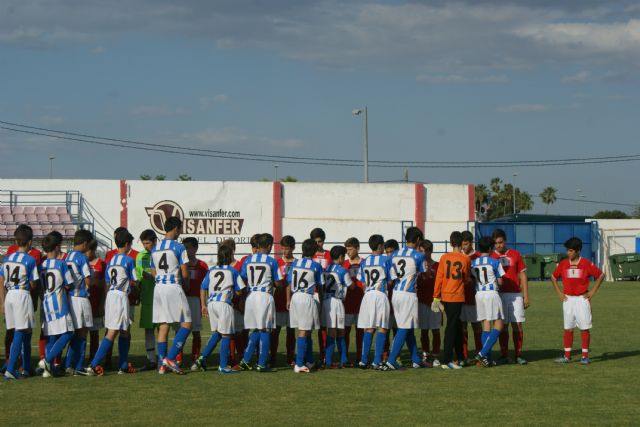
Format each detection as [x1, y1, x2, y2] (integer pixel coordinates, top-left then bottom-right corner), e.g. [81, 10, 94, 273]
[310, 228, 331, 363]
[461, 231, 482, 364]
[273, 235, 297, 366]
[182, 238, 209, 370]
[551, 238, 604, 365]
[86, 240, 106, 361]
[342, 237, 364, 365]
[417, 239, 441, 367]
[490, 229, 529, 365]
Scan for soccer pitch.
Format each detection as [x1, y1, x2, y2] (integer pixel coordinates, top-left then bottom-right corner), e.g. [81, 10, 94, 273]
[1, 282, 639, 426]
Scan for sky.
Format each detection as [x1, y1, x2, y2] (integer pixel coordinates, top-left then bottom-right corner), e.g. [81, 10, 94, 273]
[1, 0, 639, 215]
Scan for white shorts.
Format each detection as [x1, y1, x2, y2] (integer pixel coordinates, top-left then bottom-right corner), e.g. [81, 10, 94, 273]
[43, 314, 74, 336]
[4, 290, 35, 330]
[69, 296, 93, 329]
[391, 291, 418, 329]
[104, 291, 131, 331]
[153, 284, 192, 324]
[418, 302, 442, 329]
[289, 292, 319, 331]
[563, 295, 592, 330]
[208, 301, 236, 335]
[460, 304, 478, 323]
[501, 292, 525, 323]
[344, 313, 358, 327]
[187, 296, 202, 332]
[244, 292, 276, 330]
[276, 311, 289, 328]
[475, 292, 504, 322]
[234, 308, 245, 331]
[357, 291, 390, 329]
[322, 298, 345, 329]
[89, 317, 104, 332]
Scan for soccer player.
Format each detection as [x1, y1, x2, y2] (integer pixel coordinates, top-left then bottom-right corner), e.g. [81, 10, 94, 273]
[274, 235, 296, 367]
[461, 230, 482, 364]
[64, 229, 94, 376]
[357, 234, 392, 369]
[238, 233, 282, 372]
[383, 239, 400, 359]
[39, 234, 75, 378]
[136, 229, 158, 369]
[195, 243, 246, 373]
[0, 226, 39, 379]
[183, 237, 208, 371]
[48, 231, 68, 260]
[150, 216, 192, 375]
[433, 231, 471, 370]
[310, 228, 331, 362]
[86, 240, 106, 361]
[86, 229, 138, 376]
[343, 237, 364, 366]
[551, 237, 604, 365]
[416, 239, 441, 367]
[322, 246, 353, 368]
[384, 227, 427, 370]
[491, 228, 529, 365]
[287, 239, 323, 373]
[471, 236, 505, 368]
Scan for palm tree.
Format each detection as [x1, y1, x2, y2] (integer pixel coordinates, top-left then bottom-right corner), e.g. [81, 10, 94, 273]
[490, 177, 502, 194]
[475, 184, 489, 207]
[540, 186, 558, 214]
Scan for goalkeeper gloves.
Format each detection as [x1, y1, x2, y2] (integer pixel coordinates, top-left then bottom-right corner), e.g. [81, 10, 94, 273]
[431, 297, 445, 313]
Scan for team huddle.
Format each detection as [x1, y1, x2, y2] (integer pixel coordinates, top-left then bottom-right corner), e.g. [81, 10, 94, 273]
[0, 217, 605, 378]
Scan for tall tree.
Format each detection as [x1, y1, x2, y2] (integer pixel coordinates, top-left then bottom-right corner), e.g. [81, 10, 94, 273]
[476, 178, 534, 221]
[539, 186, 558, 214]
[177, 174, 192, 181]
[140, 174, 151, 180]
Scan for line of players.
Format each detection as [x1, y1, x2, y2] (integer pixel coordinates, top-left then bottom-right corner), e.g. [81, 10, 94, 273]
[0, 216, 604, 378]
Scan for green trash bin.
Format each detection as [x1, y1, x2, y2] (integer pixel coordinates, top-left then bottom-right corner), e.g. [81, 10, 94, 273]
[541, 253, 568, 280]
[523, 254, 543, 281]
[609, 253, 640, 280]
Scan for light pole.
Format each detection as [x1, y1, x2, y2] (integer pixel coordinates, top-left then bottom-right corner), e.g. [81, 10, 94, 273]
[274, 164, 279, 182]
[352, 107, 369, 183]
[49, 156, 55, 179]
[512, 173, 518, 215]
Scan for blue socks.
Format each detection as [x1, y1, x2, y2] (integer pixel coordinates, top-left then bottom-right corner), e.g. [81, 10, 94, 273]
[219, 336, 230, 368]
[21, 332, 32, 372]
[167, 327, 191, 361]
[202, 332, 221, 359]
[91, 337, 113, 368]
[258, 331, 270, 367]
[389, 328, 408, 362]
[7, 330, 24, 374]
[46, 332, 73, 364]
[480, 329, 501, 358]
[325, 336, 336, 365]
[75, 336, 86, 371]
[305, 336, 314, 364]
[243, 331, 260, 363]
[157, 341, 168, 364]
[405, 330, 421, 364]
[373, 331, 386, 365]
[118, 336, 130, 370]
[361, 331, 373, 364]
[65, 335, 79, 369]
[337, 336, 347, 365]
[295, 336, 307, 367]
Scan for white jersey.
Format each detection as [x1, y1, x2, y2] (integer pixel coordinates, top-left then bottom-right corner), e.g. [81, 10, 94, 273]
[106, 254, 138, 294]
[151, 239, 188, 286]
[471, 256, 505, 292]
[40, 258, 73, 322]
[202, 265, 246, 305]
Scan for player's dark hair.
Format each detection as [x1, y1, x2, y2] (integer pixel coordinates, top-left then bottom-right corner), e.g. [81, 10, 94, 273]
[48, 230, 63, 245]
[477, 236, 493, 253]
[87, 239, 98, 252]
[14, 226, 32, 247]
[14, 224, 32, 235]
[492, 228, 507, 241]
[330, 245, 347, 261]
[310, 228, 326, 241]
[140, 229, 157, 242]
[217, 244, 234, 266]
[257, 233, 274, 249]
[450, 231, 463, 248]
[164, 216, 182, 233]
[113, 226, 127, 238]
[74, 229, 94, 246]
[384, 239, 399, 251]
[301, 239, 318, 258]
[368, 234, 385, 251]
[461, 231, 474, 243]
[219, 238, 236, 251]
[114, 229, 134, 248]
[280, 235, 295, 248]
[564, 237, 582, 252]
[420, 239, 434, 252]
[183, 237, 199, 249]
[42, 235, 58, 253]
[250, 234, 260, 248]
[405, 226, 424, 244]
[344, 237, 360, 248]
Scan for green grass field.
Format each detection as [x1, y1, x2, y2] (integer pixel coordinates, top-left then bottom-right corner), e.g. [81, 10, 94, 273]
[1, 282, 639, 426]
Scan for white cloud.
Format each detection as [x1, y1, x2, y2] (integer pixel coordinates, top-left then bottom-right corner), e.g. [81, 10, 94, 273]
[562, 70, 591, 83]
[129, 104, 191, 117]
[199, 94, 228, 110]
[182, 127, 304, 148]
[496, 103, 553, 113]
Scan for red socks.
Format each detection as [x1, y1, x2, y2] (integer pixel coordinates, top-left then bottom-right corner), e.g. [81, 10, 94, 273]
[229, 337, 237, 365]
[563, 330, 573, 358]
[462, 326, 469, 360]
[513, 328, 523, 357]
[421, 330, 430, 353]
[318, 329, 327, 362]
[270, 328, 280, 364]
[499, 329, 509, 357]
[355, 328, 364, 363]
[39, 331, 47, 360]
[191, 333, 201, 362]
[473, 328, 482, 352]
[581, 330, 590, 358]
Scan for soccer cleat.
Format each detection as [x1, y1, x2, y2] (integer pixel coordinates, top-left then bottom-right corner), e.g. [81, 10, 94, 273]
[554, 356, 571, 364]
[441, 362, 463, 370]
[239, 359, 253, 371]
[580, 357, 590, 365]
[516, 357, 528, 365]
[118, 364, 137, 375]
[230, 364, 242, 372]
[293, 364, 310, 373]
[4, 370, 19, 380]
[383, 360, 402, 371]
[74, 369, 90, 376]
[431, 358, 441, 367]
[43, 360, 53, 377]
[497, 356, 512, 365]
[256, 364, 272, 372]
[370, 363, 381, 370]
[219, 366, 241, 374]
[158, 365, 167, 375]
[85, 366, 102, 376]
[65, 367, 75, 376]
[193, 356, 207, 372]
[412, 361, 427, 369]
[305, 362, 316, 371]
[139, 361, 158, 372]
[475, 354, 491, 368]
[163, 358, 185, 375]
[358, 361, 369, 370]
[36, 358, 46, 375]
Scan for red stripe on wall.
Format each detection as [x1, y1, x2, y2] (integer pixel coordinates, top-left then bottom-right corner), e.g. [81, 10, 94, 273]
[272, 181, 283, 252]
[414, 183, 425, 232]
[120, 179, 128, 228]
[468, 183, 476, 221]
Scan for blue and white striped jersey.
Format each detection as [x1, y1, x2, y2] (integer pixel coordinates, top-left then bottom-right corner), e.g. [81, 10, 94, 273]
[66, 251, 92, 297]
[241, 253, 282, 294]
[471, 256, 505, 292]
[106, 254, 138, 294]
[287, 258, 323, 295]
[357, 254, 392, 293]
[322, 264, 353, 300]
[40, 258, 73, 322]
[0, 251, 38, 291]
[151, 239, 189, 285]
[390, 247, 425, 293]
[202, 265, 246, 304]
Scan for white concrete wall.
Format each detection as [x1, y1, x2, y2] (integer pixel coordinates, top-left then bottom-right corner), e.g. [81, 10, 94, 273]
[594, 219, 640, 280]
